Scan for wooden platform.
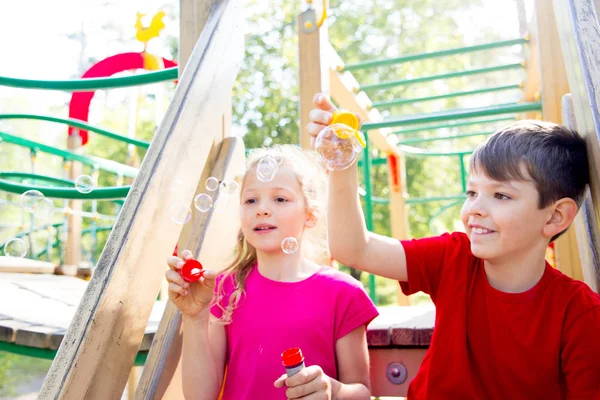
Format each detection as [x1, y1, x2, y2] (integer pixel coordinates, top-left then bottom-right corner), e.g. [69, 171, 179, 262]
[0, 272, 434, 396]
[0, 256, 55, 274]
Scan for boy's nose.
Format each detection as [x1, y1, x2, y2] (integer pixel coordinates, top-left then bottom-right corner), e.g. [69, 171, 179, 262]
[468, 198, 487, 216]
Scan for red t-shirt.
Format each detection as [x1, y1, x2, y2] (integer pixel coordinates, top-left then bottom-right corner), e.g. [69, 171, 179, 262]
[400, 232, 600, 400]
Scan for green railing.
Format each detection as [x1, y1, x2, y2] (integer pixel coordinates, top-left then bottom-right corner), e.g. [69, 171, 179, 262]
[391, 116, 516, 135]
[341, 37, 529, 72]
[0, 68, 177, 91]
[360, 62, 524, 92]
[0, 114, 151, 149]
[372, 84, 522, 108]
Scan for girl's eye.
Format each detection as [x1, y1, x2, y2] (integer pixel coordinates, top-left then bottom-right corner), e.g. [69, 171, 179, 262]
[275, 197, 287, 202]
[495, 193, 510, 200]
[465, 190, 476, 198]
[244, 198, 256, 204]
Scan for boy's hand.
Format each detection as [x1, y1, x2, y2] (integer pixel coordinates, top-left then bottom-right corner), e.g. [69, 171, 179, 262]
[165, 249, 217, 318]
[274, 365, 332, 399]
[306, 93, 363, 150]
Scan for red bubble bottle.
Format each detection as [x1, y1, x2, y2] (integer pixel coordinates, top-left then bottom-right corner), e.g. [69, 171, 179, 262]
[281, 347, 305, 377]
[180, 259, 205, 282]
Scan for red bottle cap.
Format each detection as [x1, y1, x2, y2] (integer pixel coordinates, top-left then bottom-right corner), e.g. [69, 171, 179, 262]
[180, 259, 204, 282]
[281, 347, 304, 367]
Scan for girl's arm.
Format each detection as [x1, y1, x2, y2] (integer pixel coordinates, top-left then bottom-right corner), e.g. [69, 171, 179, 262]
[274, 325, 371, 399]
[182, 309, 227, 400]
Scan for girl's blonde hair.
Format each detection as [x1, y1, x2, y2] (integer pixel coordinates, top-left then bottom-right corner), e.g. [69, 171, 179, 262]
[214, 144, 329, 323]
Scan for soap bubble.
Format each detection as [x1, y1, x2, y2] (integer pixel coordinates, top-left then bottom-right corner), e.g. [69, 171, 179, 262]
[34, 198, 55, 220]
[281, 237, 299, 254]
[21, 190, 44, 212]
[4, 238, 28, 258]
[205, 177, 219, 191]
[315, 124, 365, 171]
[219, 179, 239, 197]
[74, 175, 95, 194]
[169, 202, 192, 224]
[170, 179, 184, 193]
[194, 193, 213, 212]
[256, 156, 278, 182]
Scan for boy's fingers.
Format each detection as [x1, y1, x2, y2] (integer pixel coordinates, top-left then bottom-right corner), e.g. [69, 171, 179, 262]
[309, 109, 332, 126]
[313, 93, 337, 113]
[167, 256, 184, 271]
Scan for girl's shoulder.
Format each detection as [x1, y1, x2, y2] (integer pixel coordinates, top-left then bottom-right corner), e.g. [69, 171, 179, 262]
[312, 266, 368, 293]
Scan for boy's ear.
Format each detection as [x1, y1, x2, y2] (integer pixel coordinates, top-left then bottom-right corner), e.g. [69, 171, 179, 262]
[305, 206, 319, 228]
[543, 198, 578, 238]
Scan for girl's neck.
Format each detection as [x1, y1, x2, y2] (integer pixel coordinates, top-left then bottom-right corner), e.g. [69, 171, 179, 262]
[255, 249, 321, 282]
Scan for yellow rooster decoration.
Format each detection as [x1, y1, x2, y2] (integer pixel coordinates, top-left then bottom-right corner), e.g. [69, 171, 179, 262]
[135, 11, 166, 70]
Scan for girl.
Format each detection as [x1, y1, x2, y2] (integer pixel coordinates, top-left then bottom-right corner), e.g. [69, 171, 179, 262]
[165, 145, 378, 400]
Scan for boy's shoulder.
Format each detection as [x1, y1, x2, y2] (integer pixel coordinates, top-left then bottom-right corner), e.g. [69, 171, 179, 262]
[546, 267, 600, 320]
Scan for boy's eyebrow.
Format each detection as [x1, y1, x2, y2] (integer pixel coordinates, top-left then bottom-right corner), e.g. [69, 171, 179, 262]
[466, 180, 519, 190]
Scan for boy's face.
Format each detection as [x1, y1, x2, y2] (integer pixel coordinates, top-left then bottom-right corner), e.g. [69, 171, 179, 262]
[460, 164, 554, 263]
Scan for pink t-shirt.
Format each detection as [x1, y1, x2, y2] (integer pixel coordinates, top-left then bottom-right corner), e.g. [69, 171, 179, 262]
[210, 264, 379, 400]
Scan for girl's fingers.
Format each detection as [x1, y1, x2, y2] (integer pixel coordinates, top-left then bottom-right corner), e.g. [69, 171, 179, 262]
[168, 282, 187, 297]
[165, 269, 189, 288]
[181, 249, 194, 260]
[167, 256, 184, 271]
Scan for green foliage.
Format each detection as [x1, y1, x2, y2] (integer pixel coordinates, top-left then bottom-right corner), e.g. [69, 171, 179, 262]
[0, 353, 51, 397]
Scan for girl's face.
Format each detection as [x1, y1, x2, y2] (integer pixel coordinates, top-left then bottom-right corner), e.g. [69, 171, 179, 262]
[240, 164, 317, 254]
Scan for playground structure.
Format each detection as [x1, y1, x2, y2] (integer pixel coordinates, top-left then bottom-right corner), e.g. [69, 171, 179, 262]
[0, 0, 599, 398]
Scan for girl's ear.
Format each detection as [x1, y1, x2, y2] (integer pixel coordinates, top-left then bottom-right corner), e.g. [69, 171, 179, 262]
[305, 206, 319, 228]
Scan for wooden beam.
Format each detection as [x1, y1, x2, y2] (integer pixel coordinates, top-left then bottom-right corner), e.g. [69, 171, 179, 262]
[298, 8, 329, 150]
[38, 1, 244, 398]
[134, 137, 244, 399]
[65, 134, 83, 274]
[554, 0, 600, 292]
[532, 0, 583, 280]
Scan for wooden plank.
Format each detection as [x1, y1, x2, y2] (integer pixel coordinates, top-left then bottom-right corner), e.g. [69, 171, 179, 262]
[135, 136, 245, 400]
[367, 306, 435, 347]
[0, 256, 55, 274]
[38, 2, 244, 398]
[562, 93, 600, 293]
[15, 325, 63, 349]
[553, 0, 600, 289]
[532, 0, 583, 280]
[0, 319, 33, 343]
[298, 9, 329, 150]
[65, 134, 83, 272]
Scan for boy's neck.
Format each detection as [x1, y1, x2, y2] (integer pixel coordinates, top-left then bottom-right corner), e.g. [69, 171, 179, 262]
[483, 243, 548, 293]
[255, 249, 321, 282]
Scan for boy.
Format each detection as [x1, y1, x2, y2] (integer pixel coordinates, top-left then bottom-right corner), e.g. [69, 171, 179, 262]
[307, 93, 600, 399]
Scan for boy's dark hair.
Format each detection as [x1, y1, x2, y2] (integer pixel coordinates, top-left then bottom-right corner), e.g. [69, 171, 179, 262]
[470, 120, 589, 241]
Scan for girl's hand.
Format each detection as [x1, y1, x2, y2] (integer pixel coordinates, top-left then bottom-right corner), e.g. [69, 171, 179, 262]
[306, 93, 362, 149]
[274, 365, 332, 399]
[165, 249, 217, 318]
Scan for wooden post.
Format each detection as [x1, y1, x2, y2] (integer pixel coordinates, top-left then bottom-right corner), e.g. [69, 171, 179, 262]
[38, 1, 244, 398]
[533, 0, 583, 280]
[298, 7, 329, 149]
[553, 0, 600, 292]
[133, 2, 241, 399]
[63, 133, 83, 276]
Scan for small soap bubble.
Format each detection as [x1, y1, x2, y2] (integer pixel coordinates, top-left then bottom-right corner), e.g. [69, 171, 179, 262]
[256, 156, 278, 182]
[34, 198, 55, 220]
[205, 177, 219, 191]
[194, 193, 213, 212]
[169, 202, 192, 224]
[170, 179, 184, 192]
[281, 237, 299, 254]
[21, 190, 45, 212]
[315, 124, 364, 171]
[4, 238, 28, 258]
[74, 175, 95, 194]
[219, 179, 239, 197]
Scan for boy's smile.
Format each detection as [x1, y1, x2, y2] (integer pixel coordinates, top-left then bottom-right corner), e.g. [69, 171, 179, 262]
[460, 165, 553, 266]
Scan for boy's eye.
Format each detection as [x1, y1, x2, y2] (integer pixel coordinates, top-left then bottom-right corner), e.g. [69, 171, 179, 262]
[465, 190, 476, 198]
[494, 193, 510, 200]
